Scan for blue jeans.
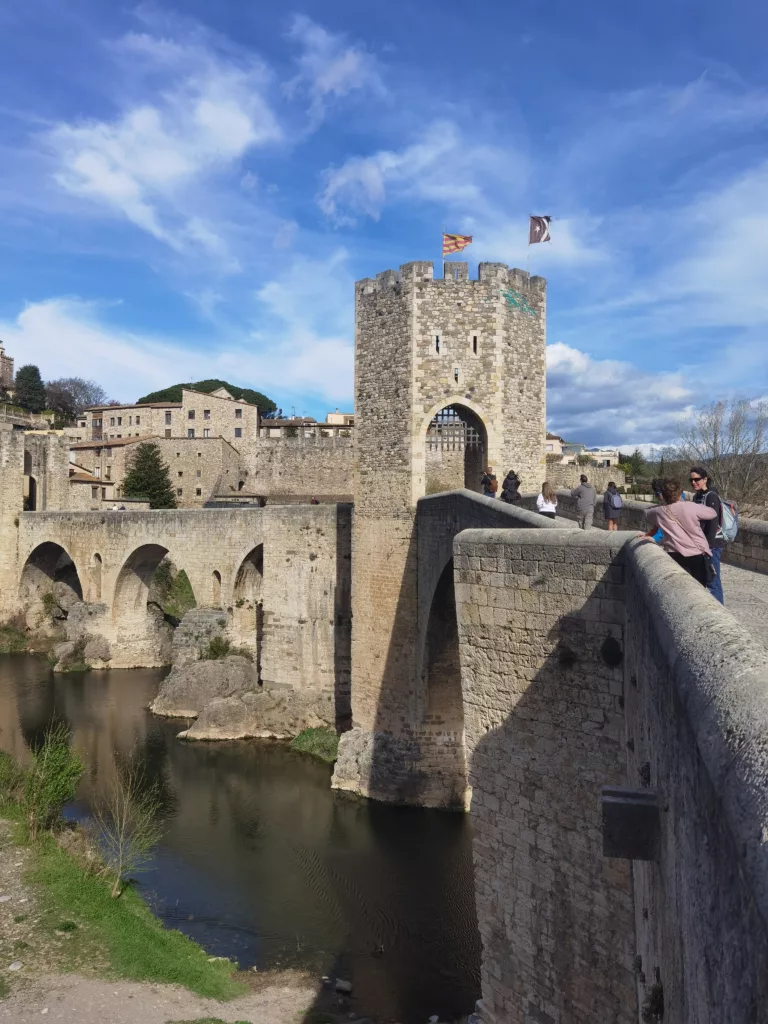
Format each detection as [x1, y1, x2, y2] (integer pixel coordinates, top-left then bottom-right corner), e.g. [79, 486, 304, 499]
[708, 547, 724, 604]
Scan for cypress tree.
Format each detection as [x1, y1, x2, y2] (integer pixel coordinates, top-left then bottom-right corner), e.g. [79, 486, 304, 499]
[122, 443, 177, 509]
[14, 365, 47, 413]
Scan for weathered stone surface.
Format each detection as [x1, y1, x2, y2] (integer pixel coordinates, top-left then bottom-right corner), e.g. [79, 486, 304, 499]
[52, 641, 76, 666]
[82, 635, 111, 663]
[151, 656, 257, 718]
[182, 686, 335, 740]
[171, 607, 229, 666]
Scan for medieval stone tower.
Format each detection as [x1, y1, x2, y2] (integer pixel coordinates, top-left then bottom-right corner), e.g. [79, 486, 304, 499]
[333, 261, 547, 806]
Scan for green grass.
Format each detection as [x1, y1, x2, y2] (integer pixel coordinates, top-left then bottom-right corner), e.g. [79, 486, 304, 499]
[0, 625, 28, 654]
[0, 976, 9, 999]
[290, 727, 339, 764]
[26, 834, 246, 1000]
[200, 636, 230, 661]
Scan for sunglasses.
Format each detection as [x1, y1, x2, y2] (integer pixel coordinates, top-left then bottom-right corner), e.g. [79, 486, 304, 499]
[689, 476, 703, 483]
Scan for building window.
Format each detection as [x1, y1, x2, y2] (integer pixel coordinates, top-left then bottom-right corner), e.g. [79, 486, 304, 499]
[234, 427, 242, 438]
[94, 467, 100, 478]
[187, 428, 195, 438]
[203, 428, 211, 438]
[128, 416, 132, 425]
[197, 452, 202, 457]
[135, 415, 141, 425]
[110, 417, 115, 426]
[165, 429, 172, 438]
[165, 412, 172, 425]
[116, 434, 122, 439]
[435, 335, 440, 353]
[117, 416, 122, 426]
[91, 486, 99, 499]
[79, 420, 86, 428]
[196, 469, 201, 478]
[101, 488, 107, 500]
[546, 444, 553, 451]
[453, 366, 459, 382]
[188, 410, 195, 420]
[105, 447, 112, 456]
[235, 408, 242, 419]
[195, 487, 202, 496]
[473, 335, 478, 354]
[177, 488, 183, 497]
[204, 409, 211, 420]
[105, 465, 111, 479]
[176, 452, 180, 457]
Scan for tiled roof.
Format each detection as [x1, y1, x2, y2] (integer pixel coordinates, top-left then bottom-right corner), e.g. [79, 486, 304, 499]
[69, 435, 159, 450]
[83, 402, 182, 411]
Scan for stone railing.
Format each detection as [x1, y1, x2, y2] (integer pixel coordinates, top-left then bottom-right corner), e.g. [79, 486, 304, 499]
[454, 526, 768, 1024]
[520, 490, 768, 575]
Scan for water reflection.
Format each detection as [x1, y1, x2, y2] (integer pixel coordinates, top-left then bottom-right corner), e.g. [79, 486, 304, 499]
[0, 655, 480, 1022]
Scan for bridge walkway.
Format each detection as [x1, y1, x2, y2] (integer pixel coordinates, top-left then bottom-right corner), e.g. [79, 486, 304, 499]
[721, 563, 768, 652]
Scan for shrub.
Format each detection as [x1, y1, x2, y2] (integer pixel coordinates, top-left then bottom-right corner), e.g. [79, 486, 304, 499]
[0, 750, 24, 808]
[92, 760, 165, 898]
[0, 625, 28, 654]
[22, 723, 85, 840]
[200, 636, 230, 660]
[290, 727, 339, 764]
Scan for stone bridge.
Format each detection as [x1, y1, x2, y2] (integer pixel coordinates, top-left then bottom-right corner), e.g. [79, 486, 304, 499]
[7, 506, 352, 694]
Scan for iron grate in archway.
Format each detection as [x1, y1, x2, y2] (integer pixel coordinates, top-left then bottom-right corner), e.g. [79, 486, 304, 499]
[426, 406, 484, 451]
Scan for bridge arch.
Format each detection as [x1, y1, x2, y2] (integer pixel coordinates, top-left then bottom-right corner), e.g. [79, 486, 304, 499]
[418, 557, 467, 807]
[419, 399, 490, 498]
[231, 544, 264, 680]
[20, 542, 83, 606]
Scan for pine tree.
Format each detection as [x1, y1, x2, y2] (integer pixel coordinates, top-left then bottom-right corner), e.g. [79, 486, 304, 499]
[123, 443, 177, 509]
[14, 365, 47, 413]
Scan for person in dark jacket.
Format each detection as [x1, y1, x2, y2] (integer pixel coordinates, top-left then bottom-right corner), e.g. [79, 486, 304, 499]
[603, 481, 622, 531]
[570, 474, 596, 529]
[480, 466, 498, 497]
[689, 466, 725, 604]
[500, 470, 521, 504]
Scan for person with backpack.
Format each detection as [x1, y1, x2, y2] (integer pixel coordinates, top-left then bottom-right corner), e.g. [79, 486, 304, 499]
[481, 466, 498, 498]
[689, 466, 735, 605]
[536, 481, 557, 519]
[603, 481, 623, 531]
[500, 470, 522, 504]
[639, 478, 717, 587]
[570, 474, 596, 530]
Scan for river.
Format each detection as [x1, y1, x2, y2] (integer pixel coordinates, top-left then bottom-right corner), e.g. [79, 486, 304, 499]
[0, 654, 481, 1023]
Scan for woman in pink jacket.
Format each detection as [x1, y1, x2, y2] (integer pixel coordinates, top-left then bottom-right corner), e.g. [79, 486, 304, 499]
[639, 478, 717, 587]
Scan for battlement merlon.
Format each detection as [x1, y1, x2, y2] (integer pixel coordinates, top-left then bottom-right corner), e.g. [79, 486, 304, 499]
[355, 262, 546, 297]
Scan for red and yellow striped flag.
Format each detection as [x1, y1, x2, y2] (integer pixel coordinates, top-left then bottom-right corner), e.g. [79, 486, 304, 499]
[442, 233, 473, 256]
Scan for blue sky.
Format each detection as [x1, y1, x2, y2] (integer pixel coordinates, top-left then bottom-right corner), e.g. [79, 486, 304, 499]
[0, 0, 767, 446]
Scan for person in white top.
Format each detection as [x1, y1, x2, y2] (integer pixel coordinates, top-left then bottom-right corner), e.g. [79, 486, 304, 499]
[536, 481, 557, 520]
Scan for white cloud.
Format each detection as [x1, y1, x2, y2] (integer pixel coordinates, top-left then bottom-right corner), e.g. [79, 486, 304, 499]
[286, 15, 384, 123]
[546, 341, 696, 446]
[46, 30, 281, 254]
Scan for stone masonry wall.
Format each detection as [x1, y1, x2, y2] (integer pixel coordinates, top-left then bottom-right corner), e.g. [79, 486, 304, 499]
[545, 464, 626, 491]
[454, 529, 635, 1024]
[240, 437, 353, 497]
[623, 539, 768, 1021]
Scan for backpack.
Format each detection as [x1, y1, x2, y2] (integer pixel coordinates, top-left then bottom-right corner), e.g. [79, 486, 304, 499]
[610, 491, 623, 510]
[489, 476, 499, 494]
[719, 497, 739, 542]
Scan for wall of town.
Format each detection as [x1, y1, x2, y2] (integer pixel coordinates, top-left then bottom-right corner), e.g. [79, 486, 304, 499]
[149, 437, 243, 506]
[240, 436, 354, 497]
[454, 528, 635, 1024]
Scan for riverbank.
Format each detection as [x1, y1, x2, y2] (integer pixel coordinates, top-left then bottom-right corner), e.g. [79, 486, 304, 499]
[0, 816, 358, 1024]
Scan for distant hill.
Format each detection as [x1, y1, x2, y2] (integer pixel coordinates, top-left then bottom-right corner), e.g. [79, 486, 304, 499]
[136, 380, 277, 414]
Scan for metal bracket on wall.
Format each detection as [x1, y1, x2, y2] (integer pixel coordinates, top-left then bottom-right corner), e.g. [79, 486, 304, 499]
[601, 786, 660, 860]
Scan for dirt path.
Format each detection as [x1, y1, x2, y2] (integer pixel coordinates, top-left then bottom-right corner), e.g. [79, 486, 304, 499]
[0, 820, 348, 1024]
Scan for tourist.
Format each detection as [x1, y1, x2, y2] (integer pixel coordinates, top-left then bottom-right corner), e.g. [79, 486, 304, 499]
[689, 466, 725, 605]
[480, 466, 498, 498]
[536, 482, 557, 519]
[500, 470, 521, 504]
[310, 496, 320, 505]
[603, 481, 622, 531]
[639, 478, 717, 586]
[570, 474, 596, 530]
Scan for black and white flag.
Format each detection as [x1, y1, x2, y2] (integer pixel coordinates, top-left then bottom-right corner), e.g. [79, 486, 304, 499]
[529, 215, 551, 244]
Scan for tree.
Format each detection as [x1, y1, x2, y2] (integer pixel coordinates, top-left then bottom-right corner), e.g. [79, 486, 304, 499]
[123, 443, 177, 509]
[136, 379, 277, 415]
[14, 365, 47, 413]
[667, 399, 768, 516]
[45, 377, 109, 420]
[618, 447, 646, 481]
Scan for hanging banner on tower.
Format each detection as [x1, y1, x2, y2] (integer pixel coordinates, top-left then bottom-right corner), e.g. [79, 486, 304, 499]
[529, 216, 551, 244]
[442, 233, 473, 256]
